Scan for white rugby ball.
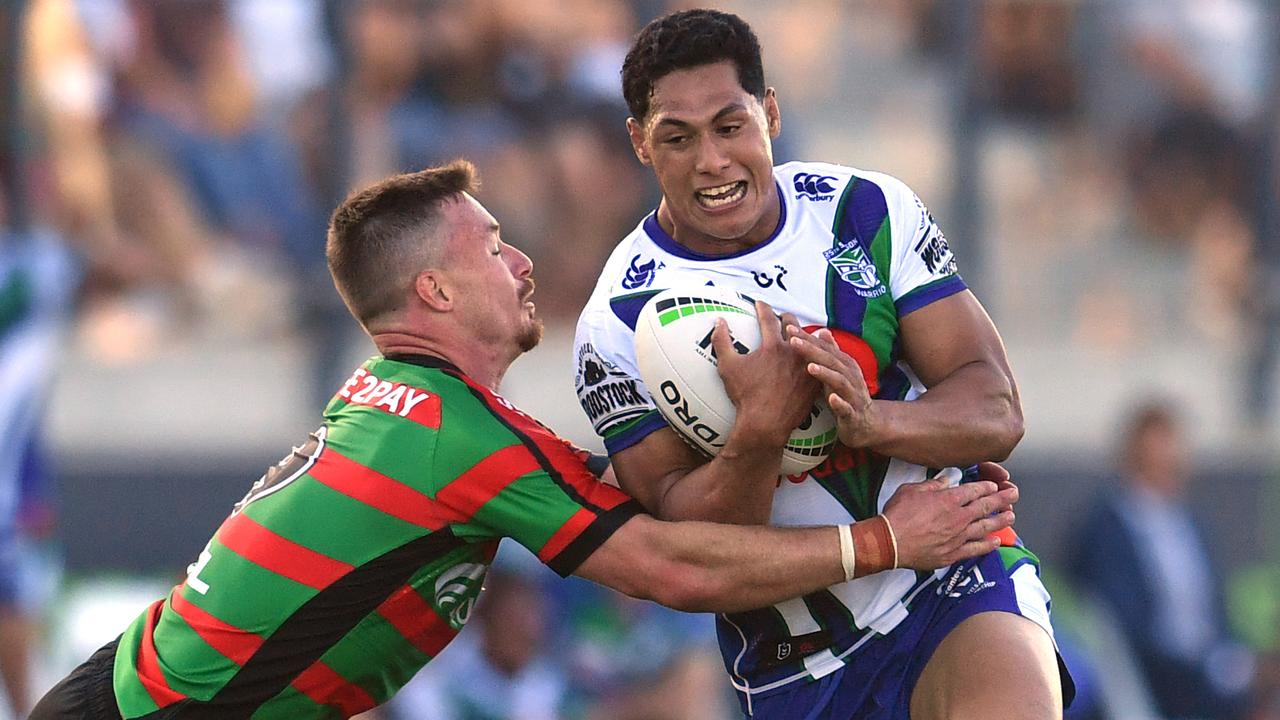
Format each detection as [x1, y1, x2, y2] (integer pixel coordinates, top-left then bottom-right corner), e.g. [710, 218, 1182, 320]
[634, 284, 837, 475]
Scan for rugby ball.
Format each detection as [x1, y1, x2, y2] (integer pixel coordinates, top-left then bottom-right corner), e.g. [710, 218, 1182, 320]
[634, 285, 837, 475]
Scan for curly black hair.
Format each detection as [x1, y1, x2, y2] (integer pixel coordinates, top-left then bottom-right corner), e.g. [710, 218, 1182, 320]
[622, 9, 765, 122]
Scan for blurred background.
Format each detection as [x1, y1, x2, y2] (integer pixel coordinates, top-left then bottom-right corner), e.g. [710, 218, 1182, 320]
[0, 0, 1277, 718]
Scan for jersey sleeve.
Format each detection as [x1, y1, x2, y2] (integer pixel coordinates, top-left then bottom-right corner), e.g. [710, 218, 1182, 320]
[572, 304, 668, 455]
[876, 173, 967, 317]
[439, 382, 644, 577]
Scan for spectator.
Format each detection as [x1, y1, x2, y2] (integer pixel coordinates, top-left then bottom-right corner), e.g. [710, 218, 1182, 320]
[1066, 399, 1258, 719]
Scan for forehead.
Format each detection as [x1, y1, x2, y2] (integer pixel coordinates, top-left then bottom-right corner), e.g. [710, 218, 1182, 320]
[646, 61, 756, 125]
[443, 193, 498, 237]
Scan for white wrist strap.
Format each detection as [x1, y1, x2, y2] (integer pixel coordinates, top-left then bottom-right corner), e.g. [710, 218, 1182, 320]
[837, 523, 857, 582]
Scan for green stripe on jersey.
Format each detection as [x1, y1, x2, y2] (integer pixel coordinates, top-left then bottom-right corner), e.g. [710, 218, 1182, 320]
[998, 545, 1040, 571]
[241, 480, 427, 567]
[114, 619, 162, 717]
[253, 686, 342, 720]
[312, 612, 426, 705]
[151, 608, 239, 699]
[194, 537, 317, 633]
[863, 218, 900, 369]
[462, 469, 579, 547]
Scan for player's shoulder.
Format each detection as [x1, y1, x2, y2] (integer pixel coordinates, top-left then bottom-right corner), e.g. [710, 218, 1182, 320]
[776, 160, 918, 202]
[577, 218, 662, 338]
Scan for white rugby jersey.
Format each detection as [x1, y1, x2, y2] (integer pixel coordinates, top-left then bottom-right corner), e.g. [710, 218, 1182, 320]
[573, 161, 971, 697]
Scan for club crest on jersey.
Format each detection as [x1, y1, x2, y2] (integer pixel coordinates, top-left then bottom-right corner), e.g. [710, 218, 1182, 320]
[823, 240, 886, 297]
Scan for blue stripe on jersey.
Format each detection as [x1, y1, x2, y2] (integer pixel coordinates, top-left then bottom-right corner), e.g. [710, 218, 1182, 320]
[601, 410, 668, 454]
[642, 183, 789, 261]
[895, 274, 967, 317]
[608, 289, 662, 330]
[875, 364, 914, 402]
[825, 178, 889, 339]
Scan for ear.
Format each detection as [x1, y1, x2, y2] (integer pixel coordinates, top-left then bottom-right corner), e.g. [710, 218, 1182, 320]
[626, 117, 652, 166]
[764, 88, 781, 139]
[414, 269, 453, 312]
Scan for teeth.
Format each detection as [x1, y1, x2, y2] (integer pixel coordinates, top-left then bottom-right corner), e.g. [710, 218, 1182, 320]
[696, 181, 746, 208]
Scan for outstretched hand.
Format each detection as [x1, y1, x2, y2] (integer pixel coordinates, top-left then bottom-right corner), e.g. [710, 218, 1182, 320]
[881, 469, 1018, 571]
[787, 326, 877, 448]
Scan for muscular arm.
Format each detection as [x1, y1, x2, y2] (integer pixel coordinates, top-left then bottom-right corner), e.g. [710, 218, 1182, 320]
[574, 477, 1017, 613]
[873, 291, 1022, 465]
[610, 422, 784, 524]
[795, 290, 1023, 468]
[611, 304, 817, 524]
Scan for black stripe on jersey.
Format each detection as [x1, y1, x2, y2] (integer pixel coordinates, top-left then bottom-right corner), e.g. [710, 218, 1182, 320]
[164, 530, 467, 719]
[546, 500, 644, 577]
[444, 370, 613, 518]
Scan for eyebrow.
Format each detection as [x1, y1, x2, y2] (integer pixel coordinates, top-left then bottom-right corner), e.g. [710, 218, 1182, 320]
[654, 102, 750, 130]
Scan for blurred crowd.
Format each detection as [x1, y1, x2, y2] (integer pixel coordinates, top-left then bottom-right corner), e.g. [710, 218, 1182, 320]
[0, 0, 1277, 718]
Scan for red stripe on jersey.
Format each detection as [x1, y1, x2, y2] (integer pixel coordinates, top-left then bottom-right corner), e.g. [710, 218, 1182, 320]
[135, 599, 187, 708]
[457, 377, 633, 511]
[217, 513, 354, 590]
[290, 661, 377, 717]
[434, 444, 540, 518]
[169, 584, 263, 665]
[308, 449, 457, 530]
[335, 367, 442, 428]
[537, 508, 595, 563]
[376, 585, 459, 657]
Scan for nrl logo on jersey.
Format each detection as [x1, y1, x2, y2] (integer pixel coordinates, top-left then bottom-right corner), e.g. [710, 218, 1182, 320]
[823, 240, 886, 297]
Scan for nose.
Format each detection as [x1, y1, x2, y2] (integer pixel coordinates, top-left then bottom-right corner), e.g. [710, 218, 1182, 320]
[507, 243, 533, 278]
[694, 135, 731, 175]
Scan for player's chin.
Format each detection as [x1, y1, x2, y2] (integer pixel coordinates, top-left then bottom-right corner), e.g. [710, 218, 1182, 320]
[517, 318, 544, 353]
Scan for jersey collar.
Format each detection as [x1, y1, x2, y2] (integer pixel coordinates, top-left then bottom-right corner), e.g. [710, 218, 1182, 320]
[383, 353, 462, 374]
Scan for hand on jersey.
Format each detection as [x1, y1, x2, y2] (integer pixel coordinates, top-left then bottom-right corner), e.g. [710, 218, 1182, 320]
[712, 300, 820, 448]
[787, 326, 878, 448]
[882, 468, 1018, 570]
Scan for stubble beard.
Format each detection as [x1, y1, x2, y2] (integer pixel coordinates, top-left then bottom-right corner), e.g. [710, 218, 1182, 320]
[517, 317, 544, 354]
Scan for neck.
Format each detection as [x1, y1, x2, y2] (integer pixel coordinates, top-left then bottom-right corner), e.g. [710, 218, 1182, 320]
[372, 331, 513, 391]
[656, 189, 781, 257]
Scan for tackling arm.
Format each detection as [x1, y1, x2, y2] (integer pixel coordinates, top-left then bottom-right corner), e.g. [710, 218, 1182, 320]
[574, 475, 1017, 613]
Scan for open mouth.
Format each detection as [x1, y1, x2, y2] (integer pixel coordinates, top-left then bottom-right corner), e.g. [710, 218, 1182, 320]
[695, 181, 747, 209]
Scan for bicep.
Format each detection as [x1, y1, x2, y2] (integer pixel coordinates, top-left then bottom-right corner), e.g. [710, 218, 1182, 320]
[610, 426, 709, 516]
[898, 290, 1015, 388]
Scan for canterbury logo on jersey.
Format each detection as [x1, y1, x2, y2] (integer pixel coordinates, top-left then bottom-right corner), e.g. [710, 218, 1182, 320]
[793, 173, 838, 201]
[337, 367, 441, 428]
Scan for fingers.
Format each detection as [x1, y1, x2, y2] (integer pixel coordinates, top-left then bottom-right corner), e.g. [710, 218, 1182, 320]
[755, 300, 784, 346]
[976, 461, 1010, 484]
[948, 536, 1003, 564]
[709, 319, 739, 371]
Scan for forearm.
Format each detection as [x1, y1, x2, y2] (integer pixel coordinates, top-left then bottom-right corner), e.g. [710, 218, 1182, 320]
[865, 361, 1023, 467]
[655, 423, 786, 524]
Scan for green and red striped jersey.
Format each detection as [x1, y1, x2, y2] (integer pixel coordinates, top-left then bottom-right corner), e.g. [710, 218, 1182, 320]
[112, 354, 641, 719]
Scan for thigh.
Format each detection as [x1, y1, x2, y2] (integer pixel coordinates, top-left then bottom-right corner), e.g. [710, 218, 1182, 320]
[909, 610, 1062, 720]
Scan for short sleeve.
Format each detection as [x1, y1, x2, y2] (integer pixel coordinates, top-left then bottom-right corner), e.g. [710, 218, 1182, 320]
[573, 305, 668, 455]
[878, 175, 966, 317]
[436, 376, 644, 577]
